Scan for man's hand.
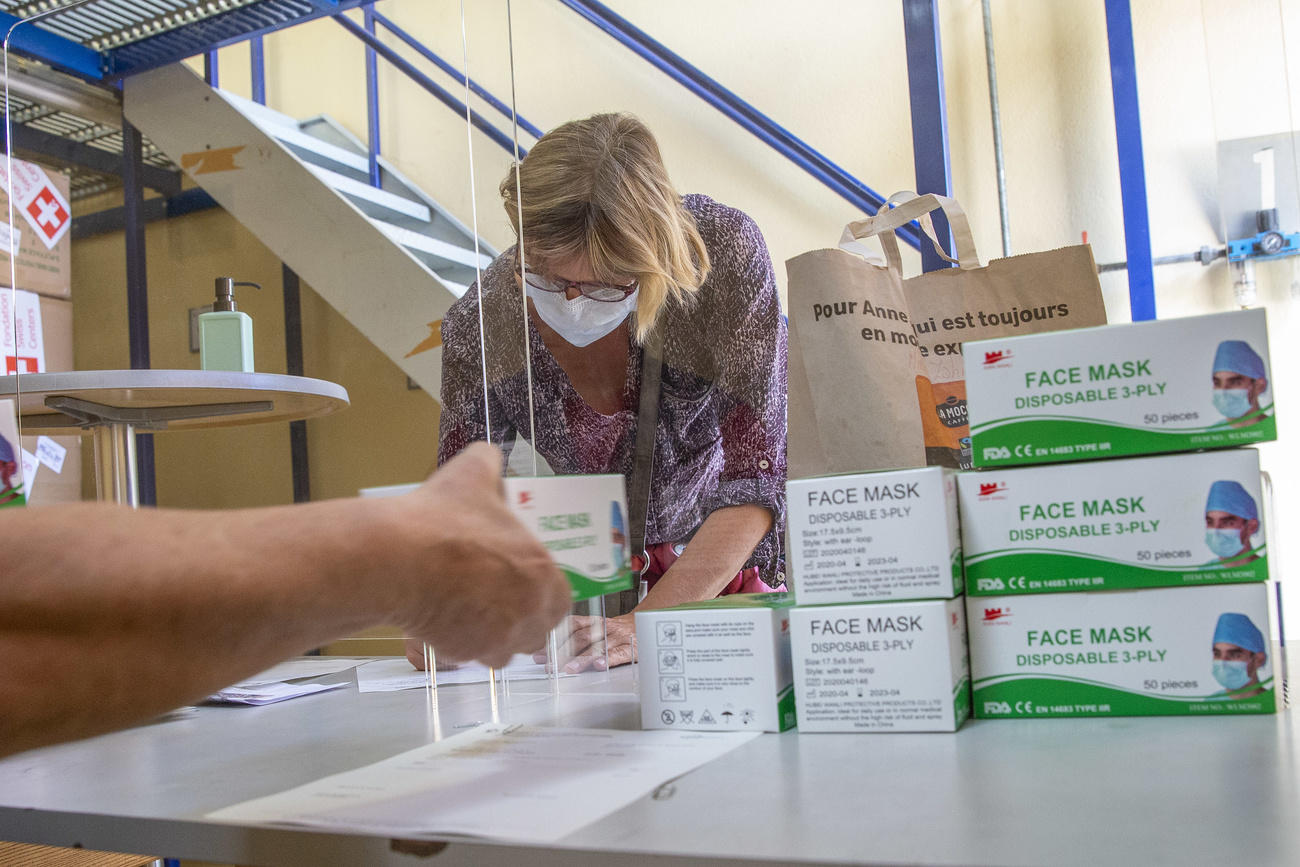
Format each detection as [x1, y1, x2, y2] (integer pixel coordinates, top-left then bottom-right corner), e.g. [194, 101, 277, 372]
[538, 613, 637, 673]
[382, 443, 571, 668]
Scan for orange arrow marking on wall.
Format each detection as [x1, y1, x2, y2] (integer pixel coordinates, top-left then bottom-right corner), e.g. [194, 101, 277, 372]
[406, 320, 443, 358]
[180, 145, 246, 175]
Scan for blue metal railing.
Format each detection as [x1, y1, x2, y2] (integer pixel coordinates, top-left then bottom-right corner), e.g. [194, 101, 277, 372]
[363, 5, 382, 187]
[369, 8, 544, 141]
[332, 12, 525, 159]
[556, 0, 923, 251]
[334, 1, 920, 252]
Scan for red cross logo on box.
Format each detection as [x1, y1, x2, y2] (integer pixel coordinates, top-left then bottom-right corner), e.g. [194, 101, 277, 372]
[5, 356, 38, 375]
[25, 187, 69, 243]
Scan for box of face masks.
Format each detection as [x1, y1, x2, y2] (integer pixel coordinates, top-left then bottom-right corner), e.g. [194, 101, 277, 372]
[502, 475, 634, 601]
[960, 449, 1267, 595]
[787, 467, 961, 605]
[636, 594, 796, 732]
[791, 598, 969, 732]
[966, 309, 1275, 467]
[969, 583, 1275, 717]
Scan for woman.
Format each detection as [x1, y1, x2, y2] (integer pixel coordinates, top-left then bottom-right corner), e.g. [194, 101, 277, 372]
[436, 112, 786, 670]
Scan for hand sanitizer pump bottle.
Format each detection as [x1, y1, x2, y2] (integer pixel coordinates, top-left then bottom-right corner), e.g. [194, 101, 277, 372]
[200, 277, 259, 372]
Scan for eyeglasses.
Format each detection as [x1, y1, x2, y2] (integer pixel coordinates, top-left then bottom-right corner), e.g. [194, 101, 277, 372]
[516, 257, 638, 302]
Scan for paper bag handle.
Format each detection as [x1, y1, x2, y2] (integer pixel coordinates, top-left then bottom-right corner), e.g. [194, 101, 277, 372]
[840, 192, 980, 272]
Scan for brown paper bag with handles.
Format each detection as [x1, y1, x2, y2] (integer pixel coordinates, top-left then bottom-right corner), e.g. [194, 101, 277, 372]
[786, 192, 1106, 476]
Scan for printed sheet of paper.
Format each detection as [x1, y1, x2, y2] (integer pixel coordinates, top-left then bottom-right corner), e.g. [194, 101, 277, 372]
[356, 654, 555, 693]
[236, 656, 369, 687]
[208, 724, 759, 842]
[206, 681, 348, 706]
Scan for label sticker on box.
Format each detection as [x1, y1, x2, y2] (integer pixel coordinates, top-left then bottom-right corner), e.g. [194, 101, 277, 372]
[35, 435, 66, 473]
[0, 288, 45, 374]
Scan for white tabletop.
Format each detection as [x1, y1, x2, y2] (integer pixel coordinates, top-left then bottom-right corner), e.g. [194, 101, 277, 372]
[0, 370, 349, 434]
[0, 660, 1295, 866]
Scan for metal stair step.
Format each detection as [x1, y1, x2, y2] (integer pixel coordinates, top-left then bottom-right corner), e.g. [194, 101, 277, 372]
[374, 220, 493, 269]
[221, 90, 301, 131]
[272, 124, 371, 177]
[222, 91, 370, 179]
[305, 164, 431, 222]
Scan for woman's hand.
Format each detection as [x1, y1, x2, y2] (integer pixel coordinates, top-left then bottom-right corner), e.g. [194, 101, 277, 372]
[537, 613, 637, 673]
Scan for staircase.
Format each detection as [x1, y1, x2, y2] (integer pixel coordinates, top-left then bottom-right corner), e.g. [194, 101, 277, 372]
[122, 63, 495, 400]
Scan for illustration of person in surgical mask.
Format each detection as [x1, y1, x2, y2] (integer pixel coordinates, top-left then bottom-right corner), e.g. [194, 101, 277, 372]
[1211, 339, 1270, 427]
[0, 432, 21, 505]
[611, 501, 627, 572]
[1204, 480, 1262, 567]
[1211, 612, 1269, 699]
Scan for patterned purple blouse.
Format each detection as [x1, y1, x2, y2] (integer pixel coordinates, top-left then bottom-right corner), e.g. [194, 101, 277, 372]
[438, 194, 788, 585]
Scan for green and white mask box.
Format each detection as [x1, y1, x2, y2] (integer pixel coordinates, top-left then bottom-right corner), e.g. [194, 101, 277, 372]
[969, 583, 1275, 717]
[636, 594, 796, 732]
[787, 467, 961, 605]
[959, 449, 1267, 596]
[502, 475, 634, 601]
[790, 598, 970, 732]
[966, 308, 1275, 467]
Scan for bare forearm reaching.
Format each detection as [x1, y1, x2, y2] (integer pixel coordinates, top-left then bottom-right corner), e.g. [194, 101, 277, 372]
[640, 503, 775, 610]
[0, 443, 570, 758]
[549, 504, 776, 673]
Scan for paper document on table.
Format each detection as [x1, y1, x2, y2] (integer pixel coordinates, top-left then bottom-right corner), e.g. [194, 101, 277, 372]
[208, 724, 759, 842]
[356, 654, 557, 693]
[236, 656, 369, 686]
[206, 681, 347, 706]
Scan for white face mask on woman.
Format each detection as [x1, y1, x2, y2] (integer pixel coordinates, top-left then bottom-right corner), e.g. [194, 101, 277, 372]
[527, 284, 639, 347]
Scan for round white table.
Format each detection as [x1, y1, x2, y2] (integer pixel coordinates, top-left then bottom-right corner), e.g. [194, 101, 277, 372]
[0, 370, 349, 506]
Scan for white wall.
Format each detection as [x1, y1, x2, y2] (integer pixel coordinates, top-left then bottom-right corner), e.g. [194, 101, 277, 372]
[207, 0, 1299, 625]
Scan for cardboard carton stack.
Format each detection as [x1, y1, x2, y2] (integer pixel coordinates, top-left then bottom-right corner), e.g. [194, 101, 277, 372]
[1, 157, 80, 505]
[961, 309, 1277, 718]
[784, 467, 970, 732]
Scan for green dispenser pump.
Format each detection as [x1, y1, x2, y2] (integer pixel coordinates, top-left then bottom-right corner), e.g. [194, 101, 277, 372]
[199, 277, 260, 372]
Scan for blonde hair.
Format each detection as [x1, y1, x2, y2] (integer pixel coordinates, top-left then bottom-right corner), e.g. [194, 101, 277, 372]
[500, 113, 710, 340]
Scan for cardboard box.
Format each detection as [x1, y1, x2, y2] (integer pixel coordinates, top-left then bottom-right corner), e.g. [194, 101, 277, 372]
[966, 309, 1275, 466]
[2, 293, 81, 504]
[0, 158, 72, 299]
[790, 598, 969, 732]
[360, 475, 635, 601]
[960, 450, 1267, 595]
[502, 474, 634, 601]
[636, 593, 795, 732]
[787, 467, 961, 604]
[969, 583, 1275, 717]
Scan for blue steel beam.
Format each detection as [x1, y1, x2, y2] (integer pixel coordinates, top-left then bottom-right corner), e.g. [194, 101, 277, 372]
[370, 8, 545, 141]
[1104, 0, 1156, 320]
[204, 49, 219, 87]
[557, 0, 921, 250]
[332, 13, 522, 157]
[0, 11, 103, 80]
[122, 117, 157, 507]
[902, 0, 954, 272]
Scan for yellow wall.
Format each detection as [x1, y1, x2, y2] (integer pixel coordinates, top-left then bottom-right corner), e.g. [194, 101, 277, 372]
[71, 197, 440, 508]
[75, 0, 1299, 618]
